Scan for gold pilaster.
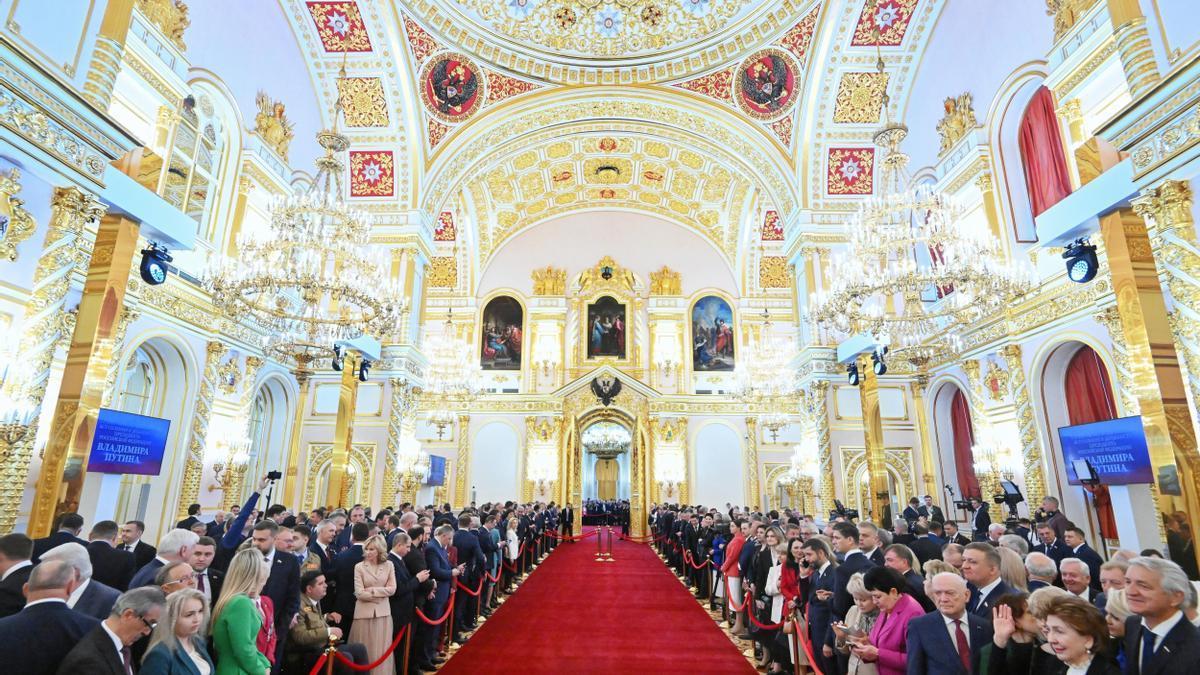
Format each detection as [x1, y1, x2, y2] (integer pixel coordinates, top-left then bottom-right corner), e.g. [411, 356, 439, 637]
[911, 375, 939, 500]
[454, 413, 470, 507]
[1, 189, 102, 534]
[281, 369, 311, 508]
[859, 358, 890, 524]
[82, 0, 135, 110]
[960, 359, 997, 500]
[1001, 345, 1047, 501]
[633, 413, 649, 538]
[224, 176, 253, 258]
[1095, 307, 1143, 416]
[224, 355, 263, 507]
[974, 173, 1006, 245]
[177, 340, 226, 520]
[803, 381, 836, 512]
[521, 416, 536, 503]
[1097, 205, 1200, 561]
[32, 213, 137, 535]
[329, 352, 361, 510]
[1107, 0, 1161, 98]
[745, 417, 761, 508]
[382, 378, 417, 509]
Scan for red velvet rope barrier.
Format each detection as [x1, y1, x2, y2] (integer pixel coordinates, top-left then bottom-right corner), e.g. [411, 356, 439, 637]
[743, 595, 786, 631]
[683, 551, 712, 569]
[794, 615, 824, 675]
[331, 624, 409, 671]
[307, 652, 328, 675]
[544, 529, 598, 542]
[724, 575, 748, 613]
[455, 575, 485, 597]
[414, 589, 457, 625]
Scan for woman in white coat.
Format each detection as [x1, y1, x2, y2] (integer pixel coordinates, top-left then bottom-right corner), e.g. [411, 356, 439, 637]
[504, 516, 520, 592]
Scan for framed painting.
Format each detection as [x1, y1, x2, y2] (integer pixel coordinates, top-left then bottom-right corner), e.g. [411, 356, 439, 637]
[480, 295, 523, 370]
[586, 295, 627, 359]
[691, 295, 735, 371]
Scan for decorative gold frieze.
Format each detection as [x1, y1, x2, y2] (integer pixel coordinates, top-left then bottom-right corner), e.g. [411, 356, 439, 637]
[454, 414, 470, 507]
[337, 77, 389, 128]
[648, 266, 681, 296]
[576, 256, 637, 295]
[531, 266, 566, 295]
[833, 71, 889, 124]
[428, 256, 457, 288]
[758, 256, 791, 289]
[936, 92, 978, 156]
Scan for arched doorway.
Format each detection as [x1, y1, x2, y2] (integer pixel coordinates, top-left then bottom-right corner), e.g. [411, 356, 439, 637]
[932, 381, 980, 513]
[581, 420, 631, 501]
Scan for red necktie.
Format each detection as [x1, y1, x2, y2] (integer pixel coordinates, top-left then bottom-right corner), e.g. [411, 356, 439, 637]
[955, 619, 971, 672]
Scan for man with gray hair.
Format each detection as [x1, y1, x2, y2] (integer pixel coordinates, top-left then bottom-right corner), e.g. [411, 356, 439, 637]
[999, 533, 1029, 557]
[1025, 551, 1057, 590]
[40, 541, 120, 620]
[309, 519, 338, 574]
[906, 572, 994, 674]
[986, 523, 1006, 545]
[129, 528, 199, 588]
[1122, 556, 1200, 672]
[0, 559, 99, 674]
[1060, 557, 1103, 607]
[57, 586, 166, 673]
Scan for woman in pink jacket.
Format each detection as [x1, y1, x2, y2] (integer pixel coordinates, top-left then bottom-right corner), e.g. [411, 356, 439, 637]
[848, 566, 924, 675]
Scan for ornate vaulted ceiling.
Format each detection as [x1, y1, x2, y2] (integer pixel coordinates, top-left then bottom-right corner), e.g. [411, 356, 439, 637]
[269, 0, 947, 290]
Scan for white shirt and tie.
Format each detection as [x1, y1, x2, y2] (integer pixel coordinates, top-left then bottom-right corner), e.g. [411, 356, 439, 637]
[943, 612, 970, 653]
[195, 569, 211, 600]
[1139, 610, 1184, 666]
[974, 577, 1002, 611]
[100, 619, 132, 675]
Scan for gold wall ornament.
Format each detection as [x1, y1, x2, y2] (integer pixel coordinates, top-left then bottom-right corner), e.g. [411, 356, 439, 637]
[303, 443, 376, 510]
[177, 340, 226, 520]
[531, 266, 566, 296]
[910, 375, 939, 500]
[575, 256, 637, 295]
[936, 92, 979, 156]
[384, 378, 419, 508]
[858, 358, 891, 524]
[1045, 0, 1092, 41]
[216, 355, 242, 395]
[799, 381, 835, 513]
[983, 361, 1009, 402]
[428, 256, 458, 288]
[328, 351, 360, 510]
[1094, 306, 1142, 416]
[745, 417, 761, 508]
[454, 414, 470, 507]
[281, 370, 312, 507]
[136, 0, 189, 51]
[833, 71, 890, 125]
[1000, 345, 1046, 502]
[336, 77, 389, 128]
[253, 91, 295, 162]
[649, 266, 682, 296]
[758, 256, 791, 289]
[0, 169, 36, 262]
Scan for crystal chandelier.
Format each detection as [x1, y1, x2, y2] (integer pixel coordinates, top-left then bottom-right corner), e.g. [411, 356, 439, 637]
[208, 66, 403, 366]
[809, 50, 1032, 358]
[423, 311, 481, 439]
[582, 421, 631, 457]
[733, 310, 796, 441]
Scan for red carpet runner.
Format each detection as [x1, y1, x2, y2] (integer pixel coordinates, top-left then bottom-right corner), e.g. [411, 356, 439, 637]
[439, 531, 756, 674]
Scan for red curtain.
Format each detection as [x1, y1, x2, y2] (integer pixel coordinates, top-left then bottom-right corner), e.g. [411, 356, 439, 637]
[950, 389, 980, 499]
[1065, 346, 1119, 539]
[1018, 85, 1073, 217]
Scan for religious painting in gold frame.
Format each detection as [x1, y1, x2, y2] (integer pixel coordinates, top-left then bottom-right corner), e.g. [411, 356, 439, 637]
[586, 295, 627, 359]
[480, 295, 524, 370]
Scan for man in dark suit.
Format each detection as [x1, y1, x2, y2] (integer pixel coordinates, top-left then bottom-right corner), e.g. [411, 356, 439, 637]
[1061, 557, 1106, 608]
[118, 520, 156, 570]
[1064, 527, 1105, 591]
[906, 571, 993, 675]
[1025, 551, 1058, 591]
[944, 521, 971, 547]
[962, 543, 1013, 617]
[206, 510, 229, 539]
[190, 536, 223, 604]
[334, 505, 368, 553]
[1033, 523, 1072, 569]
[425, 525, 464, 656]
[883, 544, 936, 612]
[310, 519, 337, 577]
[858, 522, 886, 566]
[129, 528, 198, 589]
[452, 514, 485, 637]
[57, 586, 166, 674]
[969, 498, 991, 542]
[0, 559, 99, 674]
[476, 514, 500, 615]
[40, 542, 121, 621]
[919, 495, 946, 524]
[909, 523, 944, 566]
[332, 521, 370, 634]
[404, 526, 438, 669]
[801, 537, 836, 675]
[1122, 556, 1200, 675]
[387, 533, 430, 674]
[31, 512, 87, 562]
[248, 519, 301, 665]
[830, 522, 876, 621]
[0, 533, 34, 618]
[176, 503, 202, 530]
[561, 504, 574, 542]
[86, 520, 135, 591]
[902, 497, 922, 528]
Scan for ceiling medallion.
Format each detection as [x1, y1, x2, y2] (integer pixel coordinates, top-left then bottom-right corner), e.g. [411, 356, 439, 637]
[419, 51, 486, 124]
[733, 47, 800, 121]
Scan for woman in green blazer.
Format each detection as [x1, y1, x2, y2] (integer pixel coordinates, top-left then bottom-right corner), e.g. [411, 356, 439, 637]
[141, 588, 216, 675]
[211, 548, 272, 675]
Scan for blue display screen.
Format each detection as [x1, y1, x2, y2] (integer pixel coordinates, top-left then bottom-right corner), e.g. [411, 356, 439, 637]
[426, 455, 446, 486]
[1058, 415, 1153, 486]
[87, 408, 171, 476]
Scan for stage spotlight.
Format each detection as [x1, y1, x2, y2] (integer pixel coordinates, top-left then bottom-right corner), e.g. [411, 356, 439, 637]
[332, 344, 344, 371]
[139, 242, 173, 286]
[358, 358, 372, 382]
[1062, 238, 1099, 284]
[847, 362, 860, 386]
[872, 346, 888, 376]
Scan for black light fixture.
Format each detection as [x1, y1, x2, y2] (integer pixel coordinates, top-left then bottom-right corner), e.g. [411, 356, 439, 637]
[872, 346, 889, 376]
[331, 344, 344, 371]
[601, 265, 613, 280]
[139, 242, 173, 285]
[358, 358, 372, 382]
[1062, 238, 1099, 284]
[847, 362, 860, 386]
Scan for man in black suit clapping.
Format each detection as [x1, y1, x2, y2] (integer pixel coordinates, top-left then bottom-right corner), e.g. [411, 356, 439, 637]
[0, 533, 34, 619]
[0, 559, 99, 674]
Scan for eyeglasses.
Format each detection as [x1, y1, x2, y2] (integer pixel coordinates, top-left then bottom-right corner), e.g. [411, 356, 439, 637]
[138, 615, 158, 632]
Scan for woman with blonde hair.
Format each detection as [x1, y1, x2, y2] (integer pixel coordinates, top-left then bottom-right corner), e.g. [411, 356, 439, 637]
[142, 588, 214, 674]
[211, 549, 272, 675]
[1101, 589, 1131, 670]
[832, 572, 879, 675]
[350, 534, 396, 675]
[998, 546, 1030, 592]
[504, 516, 519, 592]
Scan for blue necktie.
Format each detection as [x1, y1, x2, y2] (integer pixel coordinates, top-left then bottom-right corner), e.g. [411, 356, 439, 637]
[1142, 626, 1157, 671]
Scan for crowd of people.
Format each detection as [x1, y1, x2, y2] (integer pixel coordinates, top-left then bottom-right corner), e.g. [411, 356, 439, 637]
[0, 475, 570, 675]
[650, 495, 1200, 675]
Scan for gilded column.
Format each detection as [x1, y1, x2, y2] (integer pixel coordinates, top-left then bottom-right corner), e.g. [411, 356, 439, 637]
[1, 189, 102, 534]
[745, 417, 761, 509]
[99, 307, 141, 407]
[521, 416, 535, 503]
[1107, 0, 1161, 98]
[1094, 306, 1142, 416]
[911, 376, 940, 500]
[454, 413, 470, 507]
[381, 378, 416, 509]
[176, 341, 226, 520]
[804, 381, 836, 513]
[858, 358, 890, 524]
[82, 0, 135, 110]
[961, 359, 998, 501]
[328, 352, 358, 510]
[1001, 345, 1047, 502]
[281, 369, 312, 508]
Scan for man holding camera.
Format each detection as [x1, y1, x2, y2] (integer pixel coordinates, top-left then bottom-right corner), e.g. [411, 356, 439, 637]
[1035, 496, 1071, 541]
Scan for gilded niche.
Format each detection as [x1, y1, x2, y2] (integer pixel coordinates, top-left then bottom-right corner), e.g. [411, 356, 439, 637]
[254, 91, 295, 161]
[531, 266, 566, 295]
[936, 93, 978, 156]
[649, 266, 681, 296]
